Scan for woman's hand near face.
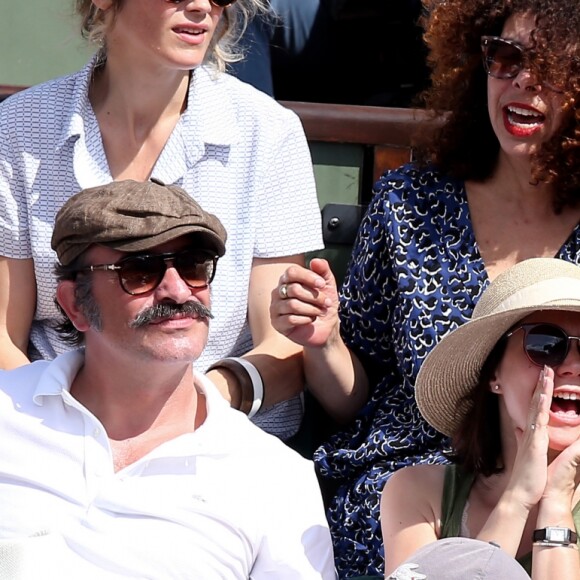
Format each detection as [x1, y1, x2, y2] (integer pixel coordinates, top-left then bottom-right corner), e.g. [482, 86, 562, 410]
[478, 367, 553, 554]
[541, 412, 580, 518]
[534, 368, 580, 580]
[508, 366, 553, 510]
[540, 438, 580, 514]
[512, 364, 580, 514]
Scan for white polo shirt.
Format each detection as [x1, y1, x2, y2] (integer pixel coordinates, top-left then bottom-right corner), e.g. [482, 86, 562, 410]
[0, 351, 336, 579]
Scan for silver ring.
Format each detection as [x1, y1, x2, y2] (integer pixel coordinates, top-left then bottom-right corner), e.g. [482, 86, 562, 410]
[530, 423, 536, 430]
[279, 284, 288, 299]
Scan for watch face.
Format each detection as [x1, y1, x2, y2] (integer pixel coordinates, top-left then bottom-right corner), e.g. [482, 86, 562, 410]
[547, 528, 569, 542]
[534, 527, 578, 545]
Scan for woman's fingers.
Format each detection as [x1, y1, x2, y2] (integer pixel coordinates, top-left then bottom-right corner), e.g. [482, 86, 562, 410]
[277, 261, 335, 306]
[270, 261, 339, 345]
[533, 366, 553, 431]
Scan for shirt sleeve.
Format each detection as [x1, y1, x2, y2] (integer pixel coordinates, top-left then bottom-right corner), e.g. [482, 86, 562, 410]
[0, 99, 32, 259]
[252, 109, 324, 258]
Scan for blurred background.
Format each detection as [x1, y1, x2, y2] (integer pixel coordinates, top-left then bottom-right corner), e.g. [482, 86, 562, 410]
[1, 0, 429, 107]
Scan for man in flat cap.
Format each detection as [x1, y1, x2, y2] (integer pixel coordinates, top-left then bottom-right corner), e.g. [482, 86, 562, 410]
[0, 180, 335, 579]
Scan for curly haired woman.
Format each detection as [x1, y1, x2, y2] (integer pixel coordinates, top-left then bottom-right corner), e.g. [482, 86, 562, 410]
[270, 0, 580, 576]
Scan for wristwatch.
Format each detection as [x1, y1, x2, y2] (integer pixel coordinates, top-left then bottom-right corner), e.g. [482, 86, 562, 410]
[533, 527, 578, 546]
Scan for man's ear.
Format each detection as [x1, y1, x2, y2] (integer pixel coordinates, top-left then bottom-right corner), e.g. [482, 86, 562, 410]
[56, 281, 91, 332]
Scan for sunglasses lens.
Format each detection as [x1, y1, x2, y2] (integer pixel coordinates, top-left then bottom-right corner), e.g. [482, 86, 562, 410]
[482, 38, 523, 79]
[174, 251, 216, 288]
[524, 324, 569, 367]
[119, 255, 166, 295]
[114, 250, 216, 295]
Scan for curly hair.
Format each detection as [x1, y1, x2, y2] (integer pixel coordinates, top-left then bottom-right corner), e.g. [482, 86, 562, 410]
[414, 0, 580, 211]
[75, 0, 269, 73]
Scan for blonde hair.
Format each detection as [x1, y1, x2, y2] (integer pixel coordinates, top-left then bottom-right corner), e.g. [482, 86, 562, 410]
[75, 0, 269, 72]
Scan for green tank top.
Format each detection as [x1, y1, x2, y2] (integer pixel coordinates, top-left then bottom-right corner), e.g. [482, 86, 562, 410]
[440, 464, 580, 575]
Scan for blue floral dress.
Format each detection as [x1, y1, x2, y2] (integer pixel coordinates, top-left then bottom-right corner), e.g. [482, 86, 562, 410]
[313, 163, 580, 578]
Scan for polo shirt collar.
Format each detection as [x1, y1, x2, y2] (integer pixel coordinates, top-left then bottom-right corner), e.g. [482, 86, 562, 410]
[32, 349, 85, 405]
[57, 56, 98, 151]
[151, 66, 241, 184]
[57, 58, 241, 184]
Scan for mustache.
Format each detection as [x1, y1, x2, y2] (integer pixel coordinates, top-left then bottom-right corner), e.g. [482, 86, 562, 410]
[129, 301, 214, 328]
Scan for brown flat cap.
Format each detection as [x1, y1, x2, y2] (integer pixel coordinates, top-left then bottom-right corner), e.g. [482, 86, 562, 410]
[51, 179, 227, 266]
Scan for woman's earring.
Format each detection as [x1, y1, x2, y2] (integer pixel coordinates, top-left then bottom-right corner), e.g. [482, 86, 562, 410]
[493, 384, 500, 392]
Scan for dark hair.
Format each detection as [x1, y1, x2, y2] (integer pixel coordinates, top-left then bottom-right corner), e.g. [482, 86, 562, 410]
[413, 0, 580, 211]
[52, 259, 102, 346]
[448, 337, 508, 476]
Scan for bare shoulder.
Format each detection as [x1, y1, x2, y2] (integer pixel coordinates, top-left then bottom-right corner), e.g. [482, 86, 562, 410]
[384, 463, 447, 494]
[381, 465, 445, 570]
[381, 464, 449, 568]
[381, 463, 447, 520]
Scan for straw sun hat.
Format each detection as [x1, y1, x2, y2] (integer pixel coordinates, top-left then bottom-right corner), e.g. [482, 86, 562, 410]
[415, 258, 580, 437]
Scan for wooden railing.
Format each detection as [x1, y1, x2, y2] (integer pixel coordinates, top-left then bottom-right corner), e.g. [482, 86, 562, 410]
[0, 88, 433, 187]
[0, 85, 26, 102]
[280, 101, 436, 184]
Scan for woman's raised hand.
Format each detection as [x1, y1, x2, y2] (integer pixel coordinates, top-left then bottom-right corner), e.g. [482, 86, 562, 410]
[508, 367, 553, 511]
[479, 368, 554, 553]
[270, 258, 340, 347]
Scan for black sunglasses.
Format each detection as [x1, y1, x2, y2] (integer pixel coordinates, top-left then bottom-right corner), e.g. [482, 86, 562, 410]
[480, 35, 561, 91]
[75, 248, 218, 295]
[165, 0, 237, 7]
[481, 36, 530, 80]
[506, 323, 580, 368]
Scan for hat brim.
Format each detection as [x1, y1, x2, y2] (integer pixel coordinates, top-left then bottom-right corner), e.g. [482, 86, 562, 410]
[59, 224, 226, 267]
[416, 279, 580, 437]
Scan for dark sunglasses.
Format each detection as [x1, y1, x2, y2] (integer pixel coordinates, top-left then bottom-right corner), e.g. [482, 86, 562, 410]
[76, 248, 218, 295]
[506, 323, 580, 368]
[481, 36, 530, 80]
[165, 0, 237, 7]
[480, 35, 562, 91]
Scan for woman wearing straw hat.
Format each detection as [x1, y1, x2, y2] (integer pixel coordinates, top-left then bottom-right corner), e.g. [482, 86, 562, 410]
[381, 257, 580, 579]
